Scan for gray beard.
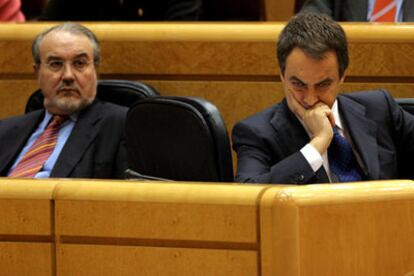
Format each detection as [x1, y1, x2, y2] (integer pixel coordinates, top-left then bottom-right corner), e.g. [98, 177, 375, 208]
[44, 94, 94, 114]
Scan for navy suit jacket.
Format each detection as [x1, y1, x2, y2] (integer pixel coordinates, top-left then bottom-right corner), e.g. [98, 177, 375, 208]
[0, 100, 128, 179]
[301, 0, 414, 21]
[232, 90, 414, 184]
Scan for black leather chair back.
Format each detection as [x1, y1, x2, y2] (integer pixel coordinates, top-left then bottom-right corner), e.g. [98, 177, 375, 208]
[25, 79, 158, 113]
[396, 98, 414, 115]
[126, 96, 234, 182]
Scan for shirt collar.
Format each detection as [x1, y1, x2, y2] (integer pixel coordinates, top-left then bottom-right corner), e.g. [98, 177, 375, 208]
[331, 100, 343, 130]
[44, 110, 78, 126]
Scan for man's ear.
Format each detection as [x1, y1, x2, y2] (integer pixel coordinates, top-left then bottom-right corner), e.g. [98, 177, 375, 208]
[339, 72, 346, 85]
[33, 63, 40, 78]
[280, 71, 285, 82]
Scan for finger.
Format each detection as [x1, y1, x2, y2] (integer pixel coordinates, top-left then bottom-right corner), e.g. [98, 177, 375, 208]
[314, 102, 336, 127]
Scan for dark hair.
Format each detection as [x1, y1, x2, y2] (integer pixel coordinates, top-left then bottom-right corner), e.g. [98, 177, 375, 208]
[32, 22, 100, 65]
[277, 12, 348, 78]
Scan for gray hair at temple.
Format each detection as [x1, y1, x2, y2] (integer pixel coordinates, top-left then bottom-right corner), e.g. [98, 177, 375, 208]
[277, 12, 349, 78]
[32, 22, 101, 65]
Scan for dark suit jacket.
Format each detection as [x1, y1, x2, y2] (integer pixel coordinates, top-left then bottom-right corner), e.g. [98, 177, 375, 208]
[40, 0, 202, 21]
[232, 90, 414, 184]
[301, 0, 414, 21]
[0, 100, 127, 179]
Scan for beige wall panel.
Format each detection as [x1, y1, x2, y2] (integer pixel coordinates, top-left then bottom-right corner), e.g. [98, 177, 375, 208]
[341, 83, 414, 98]
[54, 181, 263, 244]
[104, 41, 414, 78]
[260, 181, 414, 276]
[101, 41, 276, 76]
[57, 244, 257, 276]
[1, 78, 414, 124]
[0, 79, 283, 121]
[2, 24, 414, 78]
[0, 41, 33, 74]
[0, 80, 37, 119]
[348, 43, 414, 77]
[0, 242, 53, 276]
[7, 40, 414, 77]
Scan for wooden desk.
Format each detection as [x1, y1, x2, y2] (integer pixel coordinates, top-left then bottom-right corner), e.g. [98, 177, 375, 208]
[261, 180, 414, 275]
[0, 179, 55, 275]
[0, 178, 414, 275]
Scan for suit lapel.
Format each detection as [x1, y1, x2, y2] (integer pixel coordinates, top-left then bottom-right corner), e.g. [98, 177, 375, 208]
[51, 101, 103, 177]
[269, 100, 330, 183]
[0, 111, 45, 175]
[338, 95, 379, 179]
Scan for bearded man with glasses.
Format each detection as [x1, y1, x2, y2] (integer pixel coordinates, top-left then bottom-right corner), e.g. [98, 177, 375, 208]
[0, 22, 128, 179]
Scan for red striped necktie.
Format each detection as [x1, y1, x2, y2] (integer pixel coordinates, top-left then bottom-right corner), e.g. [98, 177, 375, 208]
[370, 0, 397, 22]
[9, 115, 68, 178]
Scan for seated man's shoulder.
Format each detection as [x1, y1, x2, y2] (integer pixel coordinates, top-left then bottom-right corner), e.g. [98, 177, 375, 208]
[0, 110, 43, 127]
[342, 89, 396, 108]
[232, 102, 288, 142]
[237, 102, 285, 126]
[343, 89, 391, 102]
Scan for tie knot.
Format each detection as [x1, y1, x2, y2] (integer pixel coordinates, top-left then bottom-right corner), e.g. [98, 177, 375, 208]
[49, 115, 68, 127]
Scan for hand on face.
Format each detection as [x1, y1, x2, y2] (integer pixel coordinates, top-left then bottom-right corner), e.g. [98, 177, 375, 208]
[287, 92, 335, 154]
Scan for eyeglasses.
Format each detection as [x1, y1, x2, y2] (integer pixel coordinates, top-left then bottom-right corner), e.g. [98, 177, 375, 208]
[42, 58, 94, 73]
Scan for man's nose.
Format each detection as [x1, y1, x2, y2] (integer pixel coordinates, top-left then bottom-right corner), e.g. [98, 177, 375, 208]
[62, 63, 75, 80]
[303, 91, 318, 107]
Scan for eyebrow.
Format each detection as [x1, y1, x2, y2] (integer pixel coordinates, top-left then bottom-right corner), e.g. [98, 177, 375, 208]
[289, 76, 306, 85]
[315, 78, 334, 86]
[289, 76, 334, 86]
[45, 52, 90, 62]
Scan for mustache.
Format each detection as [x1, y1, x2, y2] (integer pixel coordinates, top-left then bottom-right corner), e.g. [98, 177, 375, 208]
[57, 83, 80, 93]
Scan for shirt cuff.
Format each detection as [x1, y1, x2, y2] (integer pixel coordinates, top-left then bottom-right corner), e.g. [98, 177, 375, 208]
[300, 143, 324, 173]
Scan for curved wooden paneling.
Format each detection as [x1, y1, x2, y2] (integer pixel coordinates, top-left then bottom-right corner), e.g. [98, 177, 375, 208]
[260, 180, 414, 276]
[0, 178, 57, 276]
